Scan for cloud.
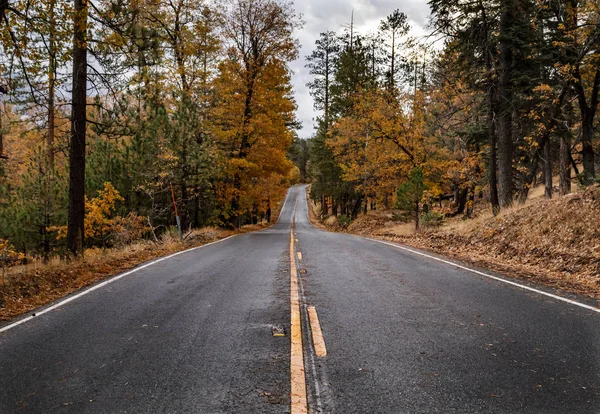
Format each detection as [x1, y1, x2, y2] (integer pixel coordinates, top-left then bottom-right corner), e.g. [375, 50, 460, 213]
[289, 0, 431, 138]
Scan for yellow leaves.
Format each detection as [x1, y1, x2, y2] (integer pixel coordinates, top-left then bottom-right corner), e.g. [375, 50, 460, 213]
[210, 48, 297, 219]
[329, 87, 448, 201]
[46, 225, 68, 240]
[84, 182, 124, 239]
[533, 84, 552, 94]
[0, 239, 25, 267]
[48, 182, 127, 243]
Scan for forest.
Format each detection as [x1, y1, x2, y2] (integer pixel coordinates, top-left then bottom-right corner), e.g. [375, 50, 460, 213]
[0, 0, 301, 259]
[0, 0, 599, 263]
[304, 0, 600, 230]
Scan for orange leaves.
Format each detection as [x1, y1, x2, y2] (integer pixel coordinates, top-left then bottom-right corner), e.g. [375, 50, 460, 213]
[84, 182, 124, 239]
[48, 182, 140, 245]
[211, 14, 298, 221]
[0, 239, 25, 267]
[329, 87, 448, 203]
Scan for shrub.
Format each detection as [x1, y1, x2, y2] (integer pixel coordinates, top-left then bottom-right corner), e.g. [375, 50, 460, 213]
[420, 211, 445, 228]
[337, 215, 352, 229]
[112, 212, 151, 246]
[0, 239, 25, 268]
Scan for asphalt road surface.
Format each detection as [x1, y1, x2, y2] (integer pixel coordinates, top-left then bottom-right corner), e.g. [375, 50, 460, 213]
[0, 185, 598, 413]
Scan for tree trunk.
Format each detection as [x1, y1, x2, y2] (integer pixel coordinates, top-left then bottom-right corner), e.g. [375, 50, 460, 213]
[544, 138, 552, 198]
[414, 199, 419, 231]
[486, 69, 500, 214]
[43, 0, 57, 261]
[581, 112, 595, 184]
[559, 136, 571, 196]
[47, 0, 56, 171]
[66, 0, 88, 256]
[487, 91, 500, 213]
[480, 0, 499, 214]
[456, 187, 468, 215]
[497, 1, 514, 208]
[466, 188, 475, 218]
[351, 195, 363, 219]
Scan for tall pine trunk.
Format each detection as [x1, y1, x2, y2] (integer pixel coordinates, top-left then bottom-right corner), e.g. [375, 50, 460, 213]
[581, 111, 596, 184]
[544, 138, 552, 198]
[414, 199, 419, 231]
[44, 0, 57, 260]
[481, 0, 500, 214]
[487, 83, 500, 214]
[559, 136, 571, 196]
[497, 1, 514, 208]
[66, 0, 88, 255]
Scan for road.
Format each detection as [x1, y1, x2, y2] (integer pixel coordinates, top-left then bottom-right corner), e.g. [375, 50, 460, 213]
[0, 185, 599, 413]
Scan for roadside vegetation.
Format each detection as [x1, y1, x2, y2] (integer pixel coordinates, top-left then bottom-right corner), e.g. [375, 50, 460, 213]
[304, 3, 600, 223]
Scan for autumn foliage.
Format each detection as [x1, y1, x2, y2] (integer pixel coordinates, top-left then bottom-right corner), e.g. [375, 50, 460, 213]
[0, 239, 24, 268]
[306, 3, 600, 229]
[0, 0, 300, 259]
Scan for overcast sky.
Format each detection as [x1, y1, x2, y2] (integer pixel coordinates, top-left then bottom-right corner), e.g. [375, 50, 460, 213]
[290, 0, 432, 138]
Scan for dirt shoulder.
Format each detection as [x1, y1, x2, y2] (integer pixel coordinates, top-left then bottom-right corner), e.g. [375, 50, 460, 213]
[306, 186, 600, 301]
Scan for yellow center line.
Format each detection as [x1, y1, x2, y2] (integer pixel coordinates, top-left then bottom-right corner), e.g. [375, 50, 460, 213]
[307, 306, 327, 357]
[289, 206, 308, 414]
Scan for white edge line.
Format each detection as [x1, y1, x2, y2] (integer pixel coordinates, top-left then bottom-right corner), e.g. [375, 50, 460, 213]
[0, 235, 238, 334]
[277, 188, 291, 224]
[354, 235, 600, 314]
[298, 187, 598, 314]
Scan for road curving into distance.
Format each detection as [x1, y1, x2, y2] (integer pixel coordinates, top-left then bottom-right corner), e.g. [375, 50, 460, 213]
[1, 185, 598, 413]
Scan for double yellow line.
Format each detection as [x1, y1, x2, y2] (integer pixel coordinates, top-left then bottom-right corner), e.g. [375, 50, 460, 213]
[289, 216, 308, 413]
[289, 209, 327, 413]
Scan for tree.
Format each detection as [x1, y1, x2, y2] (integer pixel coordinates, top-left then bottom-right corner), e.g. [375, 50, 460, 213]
[306, 31, 339, 128]
[379, 9, 409, 91]
[396, 167, 428, 231]
[496, 0, 516, 207]
[66, 0, 88, 255]
[562, 0, 600, 185]
[288, 137, 310, 182]
[0, 0, 303, 258]
[429, 0, 502, 213]
[217, 0, 300, 225]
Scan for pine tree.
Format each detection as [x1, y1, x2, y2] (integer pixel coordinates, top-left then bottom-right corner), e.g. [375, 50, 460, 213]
[396, 167, 427, 231]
